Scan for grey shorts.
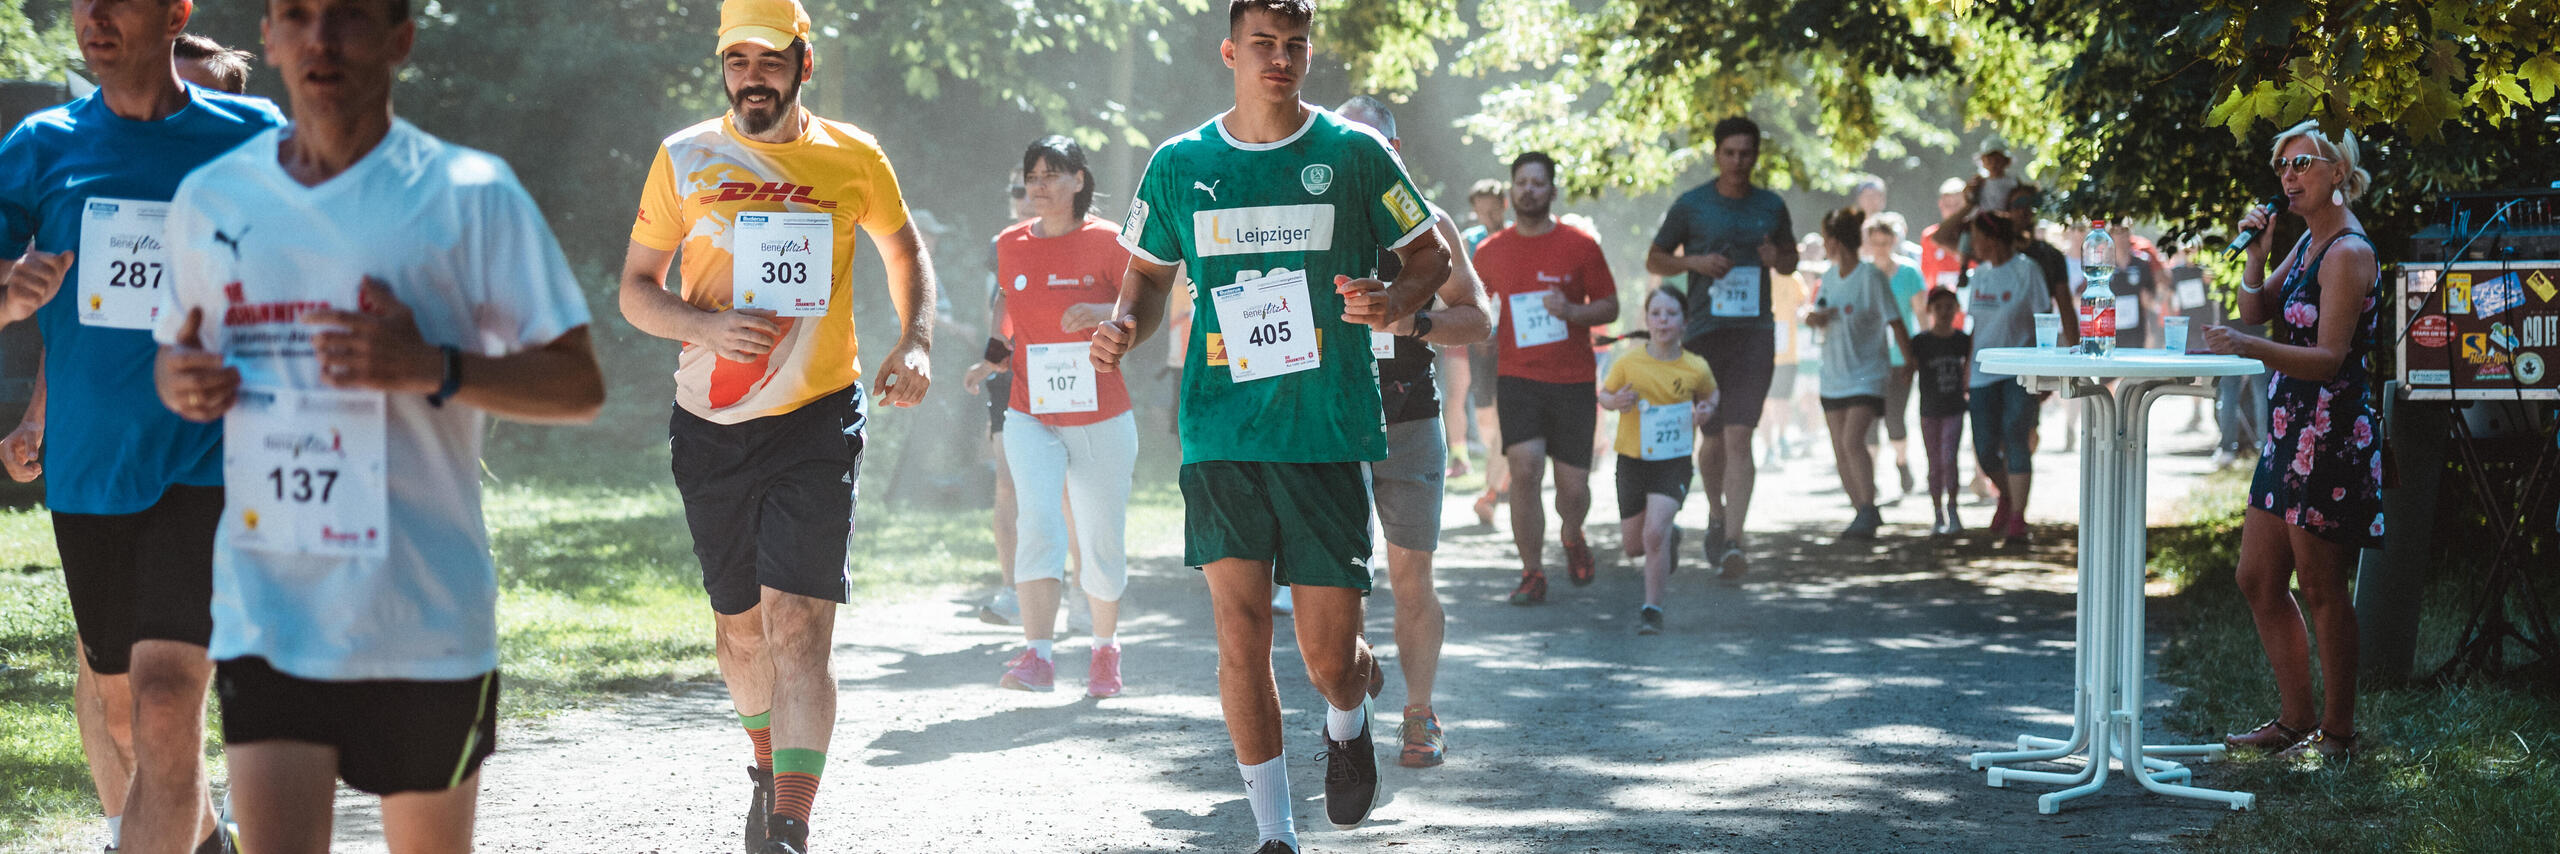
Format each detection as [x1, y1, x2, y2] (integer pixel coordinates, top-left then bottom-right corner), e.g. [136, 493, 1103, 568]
[1370, 416, 1447, 552]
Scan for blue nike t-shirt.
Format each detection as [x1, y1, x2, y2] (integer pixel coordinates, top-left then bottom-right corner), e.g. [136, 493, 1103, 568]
[0, 84, 282, 515]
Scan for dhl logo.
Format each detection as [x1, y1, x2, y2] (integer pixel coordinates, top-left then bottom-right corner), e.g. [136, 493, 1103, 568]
[698, 182, 839, 209]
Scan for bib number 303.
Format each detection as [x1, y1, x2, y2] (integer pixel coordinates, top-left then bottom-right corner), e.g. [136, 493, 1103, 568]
[732, 212, 834, 317]
[224, 387, 389, 558]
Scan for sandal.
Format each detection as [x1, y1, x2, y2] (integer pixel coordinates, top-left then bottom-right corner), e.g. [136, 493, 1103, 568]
[2276, 728, 2357, 763]
[2223, 718, 2314, 751]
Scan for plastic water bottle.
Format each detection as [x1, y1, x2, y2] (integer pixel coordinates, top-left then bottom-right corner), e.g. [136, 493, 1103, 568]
[2079, 221, 2116, 356]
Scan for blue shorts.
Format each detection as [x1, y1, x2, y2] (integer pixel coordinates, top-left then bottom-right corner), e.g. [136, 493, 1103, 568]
[1967, 379, 2038, 477]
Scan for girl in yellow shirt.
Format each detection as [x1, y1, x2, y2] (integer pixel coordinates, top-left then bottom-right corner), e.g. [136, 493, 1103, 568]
[1599, 286, 1720, 635]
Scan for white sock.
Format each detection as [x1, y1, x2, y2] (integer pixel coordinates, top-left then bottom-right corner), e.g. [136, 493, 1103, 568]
[1239, 755, 1296, 849]
[1325, 697, 1367, 742]
[1029, 639, 1054, 661]
[1092, 635, 1117, 649]
[107, 816, 123, 848]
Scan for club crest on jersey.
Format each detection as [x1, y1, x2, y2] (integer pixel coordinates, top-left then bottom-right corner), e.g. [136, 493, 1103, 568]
[1300, 164, 1334, 196]
[699, 182, 839, 210]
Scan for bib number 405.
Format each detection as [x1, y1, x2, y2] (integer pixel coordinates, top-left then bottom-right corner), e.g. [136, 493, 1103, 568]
[1245, 322, 1294, 346]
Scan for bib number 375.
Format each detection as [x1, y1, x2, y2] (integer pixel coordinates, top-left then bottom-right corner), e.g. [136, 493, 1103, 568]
[224, 387, 390, 558]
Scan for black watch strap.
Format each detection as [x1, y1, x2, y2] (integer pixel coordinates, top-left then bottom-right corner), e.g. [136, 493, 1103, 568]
[426, 345, 462, 407]
[1411, 310, 1433, 339]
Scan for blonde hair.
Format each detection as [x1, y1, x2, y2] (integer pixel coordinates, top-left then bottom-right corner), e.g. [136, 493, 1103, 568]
[2270, 119, 2371, 204]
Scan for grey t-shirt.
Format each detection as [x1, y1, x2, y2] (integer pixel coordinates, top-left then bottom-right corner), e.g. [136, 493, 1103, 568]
[1817, 262, 1900, 399]
[1967, 254, 2054, 388]
[1653, 183, 1792, 338]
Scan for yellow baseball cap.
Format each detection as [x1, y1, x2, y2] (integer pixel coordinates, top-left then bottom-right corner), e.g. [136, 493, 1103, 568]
[717, 0, 813, 56]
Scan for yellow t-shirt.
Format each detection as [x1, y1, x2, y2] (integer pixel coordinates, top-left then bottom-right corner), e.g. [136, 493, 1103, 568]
[1602, 346, 1717, 458]
[631, 110, 910, 424]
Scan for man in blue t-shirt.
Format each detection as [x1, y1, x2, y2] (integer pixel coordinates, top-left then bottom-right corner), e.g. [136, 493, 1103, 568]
[1645, 116, 1798, 581]
[0, 1, 281, 850]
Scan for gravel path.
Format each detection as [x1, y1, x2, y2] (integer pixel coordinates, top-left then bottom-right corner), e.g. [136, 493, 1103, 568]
[305, 414, 2246, 853]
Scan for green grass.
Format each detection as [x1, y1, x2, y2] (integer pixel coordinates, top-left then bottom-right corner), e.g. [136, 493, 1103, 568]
[2147, 469, 2560, 852]
[0, 474, 1184, 845]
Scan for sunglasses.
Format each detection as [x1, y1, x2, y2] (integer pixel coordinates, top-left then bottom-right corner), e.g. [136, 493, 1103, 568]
[2270, 153, 2333, 175]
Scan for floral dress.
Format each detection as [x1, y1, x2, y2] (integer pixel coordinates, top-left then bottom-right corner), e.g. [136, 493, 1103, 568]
[2249, 232, 2385, 548]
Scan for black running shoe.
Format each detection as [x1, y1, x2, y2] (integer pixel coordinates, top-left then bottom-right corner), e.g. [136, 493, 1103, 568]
[1253, 841, 1298, 854]
[1322, 700, 1379, 829]
[763, 815, 809, 854]
[1637, 606, 1664, 635]
[744, 766, 772, 852]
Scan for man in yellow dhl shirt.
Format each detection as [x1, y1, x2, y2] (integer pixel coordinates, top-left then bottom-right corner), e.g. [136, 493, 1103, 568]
[617, 2, 936, 852]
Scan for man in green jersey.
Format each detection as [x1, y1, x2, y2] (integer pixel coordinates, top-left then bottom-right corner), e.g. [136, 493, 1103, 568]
[1089, 4, 1450, 851]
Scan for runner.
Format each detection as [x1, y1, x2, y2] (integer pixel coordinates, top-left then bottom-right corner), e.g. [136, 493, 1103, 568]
[1806, 207, 1915, 539]
[1089, 4, 1453, 849]
[1477, 151, 1619, 604]
[1647, 116, 1797, 581]
[618, 1, 938, 851]
[1597, 286, 1716, 635]
[0, 1, 279, 849]
[1865, 212, 1924, 501]
[151, 1, 603, 850]
[984, 135, 1137, 696]
[1959, 209, 2055, 548]
[172, 34, 252, 94]
[966, 171, 1032, 627]
[1459, 179, 1506, 525]
[1334, 95, 1491, 768]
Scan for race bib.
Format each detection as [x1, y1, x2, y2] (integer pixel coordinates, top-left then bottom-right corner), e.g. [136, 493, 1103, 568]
[2175, 276, 2208, 310]
[76, 198, 170, 330]
[1210, 269, 1320, 382]
[1638, 399, 1693, 461]
[1509, 291, 1566, 348]
[223, 387, 389, 558]
[1371, 330, 1397, 359]
[1710, 265, 1761, 318]
[1025, 341, 1098, 414]
[732, 212, 833, 317]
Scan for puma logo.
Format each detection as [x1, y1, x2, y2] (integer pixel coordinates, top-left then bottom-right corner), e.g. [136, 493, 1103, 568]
[212, 226, 250, 260]
[1193, 180, 1221, 201]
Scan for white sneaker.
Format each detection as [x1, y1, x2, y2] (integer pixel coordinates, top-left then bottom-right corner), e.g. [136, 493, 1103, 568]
[979, 587, 1020, 626]
[1272, 586, 1294, 616]
[2211, 448, 2238, 469]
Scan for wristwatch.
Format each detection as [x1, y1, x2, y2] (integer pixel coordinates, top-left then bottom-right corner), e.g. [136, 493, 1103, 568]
[1410, 309, 1433, 339]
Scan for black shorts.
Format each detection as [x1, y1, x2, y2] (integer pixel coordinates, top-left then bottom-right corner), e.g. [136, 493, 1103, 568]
[54, 485, 223, 675]
[670, 385, 865, 616]
[985, 372, 1012, 435]
[1494, 376, 1597, 469]
[1821, 394, 1886, 415]
[1686, 327, 1776, 429]
[215, 656, 498, 796]
[1614, 455, 1693, 520]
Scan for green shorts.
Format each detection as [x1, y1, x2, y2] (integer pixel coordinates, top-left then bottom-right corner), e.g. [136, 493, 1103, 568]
[1180, 461, 1374, 593]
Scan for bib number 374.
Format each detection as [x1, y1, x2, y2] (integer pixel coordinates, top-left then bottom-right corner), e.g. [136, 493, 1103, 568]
[224, 387, 389, 558]
[732, 212, 834, 317]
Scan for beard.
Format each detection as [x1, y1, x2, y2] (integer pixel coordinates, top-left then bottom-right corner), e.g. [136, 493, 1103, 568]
[1515, 196, 1553, 221]
[729, 77, 803, 135]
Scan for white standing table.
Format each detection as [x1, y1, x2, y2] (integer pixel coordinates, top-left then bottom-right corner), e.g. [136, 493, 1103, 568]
[1965, 347, 2264, 813]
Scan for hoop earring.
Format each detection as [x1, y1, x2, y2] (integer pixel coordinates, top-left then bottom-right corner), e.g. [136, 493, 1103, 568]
[2331, 188, 2345, 206]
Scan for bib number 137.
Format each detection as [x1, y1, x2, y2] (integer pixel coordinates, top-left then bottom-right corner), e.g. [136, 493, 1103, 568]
[224, 387, 390, 558]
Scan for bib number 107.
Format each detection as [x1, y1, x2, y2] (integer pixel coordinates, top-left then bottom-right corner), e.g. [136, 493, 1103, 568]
[1245, 322, 1294, 346]
[267, 467, 339, 504]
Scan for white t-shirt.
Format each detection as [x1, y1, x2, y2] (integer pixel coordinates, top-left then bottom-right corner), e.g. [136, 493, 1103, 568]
[1816, 262, 1898, 399]
[1966, 254, 2052, 388]
[156, 119, 591, 681]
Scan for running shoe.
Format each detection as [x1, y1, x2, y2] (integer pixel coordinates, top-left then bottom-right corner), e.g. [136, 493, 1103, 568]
[1271, 586, 1295, 616]
[1088, 644, 1123, 698]
[1841, 506, 1882, 540]
[978, 587, 1019, 626]
[1637, 605, 1664, 635]
[1702, 514, 1728, 559]
[1000, 649, 1055, 692]
[1252, 841, 1298, 854]
[1508, 570, 1548, 605]
[762, 816, 809, 854]
[743, 766, 772, 852]
[1716, 545, 1748, 583]
[1399, 705, 1446, 768]
[1472, 489, 1499, 527]
[1321, 698, 1379, 828]
[1564, 538, 1596, 586]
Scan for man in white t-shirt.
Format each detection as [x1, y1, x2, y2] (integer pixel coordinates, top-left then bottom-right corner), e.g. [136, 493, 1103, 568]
[153, 0, 603, 848]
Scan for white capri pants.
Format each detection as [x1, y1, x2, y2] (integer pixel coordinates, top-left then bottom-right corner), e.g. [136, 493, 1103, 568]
[1000, 409, 1138, 601]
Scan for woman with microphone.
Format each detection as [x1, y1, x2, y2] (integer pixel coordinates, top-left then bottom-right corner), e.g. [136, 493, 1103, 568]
[2205, 119, 2385, 762]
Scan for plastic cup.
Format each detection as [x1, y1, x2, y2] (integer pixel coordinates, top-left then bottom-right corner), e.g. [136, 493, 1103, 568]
[2033, 312, 2061, 349]
[2163, 316, 2190, 353]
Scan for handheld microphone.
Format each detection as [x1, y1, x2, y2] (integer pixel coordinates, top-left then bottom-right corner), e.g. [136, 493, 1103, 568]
[2226, 194, 2290, 255]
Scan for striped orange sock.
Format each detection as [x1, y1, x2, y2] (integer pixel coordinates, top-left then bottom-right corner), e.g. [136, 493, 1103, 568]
[771, 748, 825, 823]
[740, 711, 773, 772]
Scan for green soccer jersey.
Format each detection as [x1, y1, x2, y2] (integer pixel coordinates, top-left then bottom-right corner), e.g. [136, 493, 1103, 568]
[1121, 108, 1437, 464]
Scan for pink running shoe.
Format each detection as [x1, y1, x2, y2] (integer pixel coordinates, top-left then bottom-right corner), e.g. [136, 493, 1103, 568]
[1000, 649, 1055, 692]
[1087, 644, 1123, 698]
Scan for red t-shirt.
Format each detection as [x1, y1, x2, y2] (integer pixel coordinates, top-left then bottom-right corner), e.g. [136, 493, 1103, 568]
[1475, 223, 1615, 384]
[1918, 222, 1968, 326]
[996, 217, 1133, 426]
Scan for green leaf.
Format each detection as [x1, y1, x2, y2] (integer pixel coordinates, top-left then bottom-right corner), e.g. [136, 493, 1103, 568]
[2521, 53, 2560, 103]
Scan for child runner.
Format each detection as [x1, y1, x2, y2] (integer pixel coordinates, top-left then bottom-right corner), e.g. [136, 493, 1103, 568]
[1908, 287, 1972, 534]
[1599, 286, 1717, 635]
